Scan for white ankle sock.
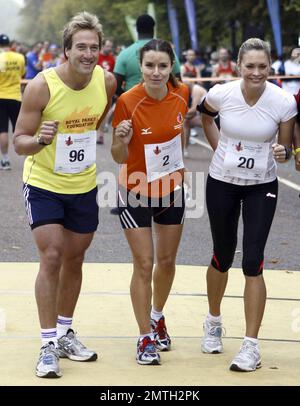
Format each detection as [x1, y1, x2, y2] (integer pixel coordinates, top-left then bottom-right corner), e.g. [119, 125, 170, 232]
[56, 315, 72, 339]
[207, 312, 222, 324]
[244, 336, 258, 345]
[139, 332, 155, 341]
[41, 328, 57, 347]
[151, 308, 163, 322]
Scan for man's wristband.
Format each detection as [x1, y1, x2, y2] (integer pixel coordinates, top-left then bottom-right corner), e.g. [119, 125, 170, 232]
[36, 134, 47, 146]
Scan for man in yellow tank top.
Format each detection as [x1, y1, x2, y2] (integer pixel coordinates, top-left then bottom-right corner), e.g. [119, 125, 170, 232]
[13, 12, 116, 378]
[0, 33, 25, 170]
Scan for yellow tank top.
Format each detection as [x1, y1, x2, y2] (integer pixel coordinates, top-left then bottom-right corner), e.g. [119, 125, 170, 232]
[23, 66, 107, 193]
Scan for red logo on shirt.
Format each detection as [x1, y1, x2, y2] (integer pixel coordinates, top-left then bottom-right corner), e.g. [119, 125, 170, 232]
[235, 141, 243, 152]
[65, 136, 73, 146]
[154, 146, 161, 155]
[177, 112, 183, 124]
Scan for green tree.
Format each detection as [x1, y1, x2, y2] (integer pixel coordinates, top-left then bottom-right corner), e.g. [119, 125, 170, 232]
[19, 0, 47, 44]
[18, 0, 299, 54]
[19, 0, 160, 45]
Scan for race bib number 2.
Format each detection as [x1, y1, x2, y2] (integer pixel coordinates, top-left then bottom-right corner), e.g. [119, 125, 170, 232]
[144, 134, 184, 183]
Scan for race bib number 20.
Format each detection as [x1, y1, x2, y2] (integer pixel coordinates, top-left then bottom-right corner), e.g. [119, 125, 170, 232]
[222, 138, 269, 180]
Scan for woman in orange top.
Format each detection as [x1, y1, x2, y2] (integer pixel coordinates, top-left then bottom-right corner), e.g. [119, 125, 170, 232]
[111, 39, 189, 365]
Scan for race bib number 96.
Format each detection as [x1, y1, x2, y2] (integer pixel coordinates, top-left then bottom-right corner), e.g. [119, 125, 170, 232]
[54, 130, 96, 174]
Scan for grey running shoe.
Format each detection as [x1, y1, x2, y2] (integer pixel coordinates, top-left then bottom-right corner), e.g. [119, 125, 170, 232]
[0, 160, 11, 170]
[230, 340, 262, 372]
[201, 318, 224, 354]
[58, 329, 97, 361]
[36, 341, 62, 378]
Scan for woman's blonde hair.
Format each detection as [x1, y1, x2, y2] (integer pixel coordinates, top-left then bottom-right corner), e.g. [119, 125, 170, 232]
[238, 38, 271, 64]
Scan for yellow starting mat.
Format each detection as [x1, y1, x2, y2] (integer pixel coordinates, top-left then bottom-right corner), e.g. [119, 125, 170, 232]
[0, 262, 300, 386]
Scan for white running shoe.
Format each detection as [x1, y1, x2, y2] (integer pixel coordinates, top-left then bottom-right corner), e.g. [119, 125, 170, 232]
[36, 342, 62, 378]
[58, 329, 97, 361]
[151, 316, 171, 351]
[201, 318, 224, 354]
[136, 336, 161, 365]
[230, 339, 262, 372]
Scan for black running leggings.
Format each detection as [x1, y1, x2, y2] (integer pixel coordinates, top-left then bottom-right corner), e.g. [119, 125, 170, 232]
[206, 175, 278, 276]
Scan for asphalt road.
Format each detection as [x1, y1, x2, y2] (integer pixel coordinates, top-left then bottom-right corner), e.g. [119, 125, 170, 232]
[1, 129, 299, 271]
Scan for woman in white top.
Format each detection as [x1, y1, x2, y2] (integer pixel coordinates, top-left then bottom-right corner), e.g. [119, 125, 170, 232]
[198, 38, 297, 372]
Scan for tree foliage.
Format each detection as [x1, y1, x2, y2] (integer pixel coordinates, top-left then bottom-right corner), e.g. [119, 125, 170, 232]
[18, 0, 299, 55]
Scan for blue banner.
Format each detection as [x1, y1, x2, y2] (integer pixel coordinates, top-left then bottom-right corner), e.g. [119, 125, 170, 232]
[266, 0, 283, 56]
[148, 3, 157, 39]
[167, 0, 180, 57]
[184, 0, 198, 50]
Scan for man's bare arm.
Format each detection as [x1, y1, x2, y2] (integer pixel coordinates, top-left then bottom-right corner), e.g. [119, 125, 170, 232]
[13, 73, 55, 155]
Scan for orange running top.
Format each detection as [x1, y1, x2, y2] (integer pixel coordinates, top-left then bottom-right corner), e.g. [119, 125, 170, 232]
[112, 81, 189, 197]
